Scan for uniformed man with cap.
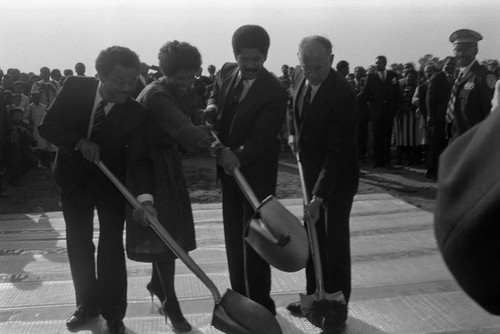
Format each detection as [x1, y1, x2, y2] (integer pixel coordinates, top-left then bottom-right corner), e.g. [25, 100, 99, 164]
[445, 29, 496, 138]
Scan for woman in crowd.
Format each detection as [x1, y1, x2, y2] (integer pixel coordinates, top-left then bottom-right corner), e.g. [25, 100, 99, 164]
[128, 40, 234, 332]
[393, 69, 418, 164]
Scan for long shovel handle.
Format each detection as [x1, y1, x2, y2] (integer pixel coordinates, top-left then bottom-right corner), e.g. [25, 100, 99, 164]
[210, 130, 260, 209]
[233, 168, 260, 210]
[95, 161, 222, 304]
[295, 154, 326, 298]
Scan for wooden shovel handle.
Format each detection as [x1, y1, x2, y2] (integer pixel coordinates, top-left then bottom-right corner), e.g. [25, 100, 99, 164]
[210, 130, 260, 209]
[295, 154, 326, 297]
[95, 161, 222, 303]
[233, 168, 260, 210]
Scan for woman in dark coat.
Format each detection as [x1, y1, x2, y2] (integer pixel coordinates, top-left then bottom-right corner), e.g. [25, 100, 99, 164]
[128, 41, 234, 332]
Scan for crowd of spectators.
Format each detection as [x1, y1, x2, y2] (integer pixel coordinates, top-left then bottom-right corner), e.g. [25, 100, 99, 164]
[279, 57, 500, 180]
[1, 56, 498, 195]
[0, 62, 217, 195]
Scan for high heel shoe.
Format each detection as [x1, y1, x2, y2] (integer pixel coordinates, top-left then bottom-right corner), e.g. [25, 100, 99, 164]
[146, 282, 164, 303]
[160, 302, 192, 332]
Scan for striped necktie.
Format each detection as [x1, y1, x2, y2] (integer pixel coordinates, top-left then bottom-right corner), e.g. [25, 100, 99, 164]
[445, 73, 463, 124]
[91, 100, 107, 138]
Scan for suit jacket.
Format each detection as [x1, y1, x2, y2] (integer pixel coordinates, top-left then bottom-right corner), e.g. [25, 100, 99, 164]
[207, 62, 287, 193]
[361, 70, 401, 119]
[435, 109, 500, 315]
[427, 71, 452, 125]
[452, 61, 495, 134]
[290, 68, 359, 200]
[38, 76, 153, 196]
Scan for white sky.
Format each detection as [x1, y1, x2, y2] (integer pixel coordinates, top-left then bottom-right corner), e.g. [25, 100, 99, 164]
[1, 0, 499, 76]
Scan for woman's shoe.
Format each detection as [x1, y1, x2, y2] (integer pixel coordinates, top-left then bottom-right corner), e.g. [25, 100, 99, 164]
[146, 282, 165, 303]
[161, 302, 192, 332]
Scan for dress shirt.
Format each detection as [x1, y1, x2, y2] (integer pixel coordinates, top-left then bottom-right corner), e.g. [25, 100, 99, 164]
[298, 80, 322, 117]
[378, 70, 387, 82]
[458, 60, 477, 81]
[206, 71, 256, 111]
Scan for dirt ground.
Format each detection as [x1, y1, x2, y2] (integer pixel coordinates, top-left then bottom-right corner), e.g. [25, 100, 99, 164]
[0, 151, 436, 215]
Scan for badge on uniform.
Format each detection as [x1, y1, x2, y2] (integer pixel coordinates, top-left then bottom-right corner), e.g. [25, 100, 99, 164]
[464, 82, 475, 90]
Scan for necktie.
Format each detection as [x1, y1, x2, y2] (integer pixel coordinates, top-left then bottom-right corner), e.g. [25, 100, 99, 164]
[91, 100, 107, 138]
[232, 79, 244, 105]
[300, 84, 312, 125]
[445, 73, 463, 124]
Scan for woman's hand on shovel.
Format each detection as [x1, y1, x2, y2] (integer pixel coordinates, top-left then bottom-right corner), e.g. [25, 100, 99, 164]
[306, 196, 323, 224]
[132, 201, 158, 227]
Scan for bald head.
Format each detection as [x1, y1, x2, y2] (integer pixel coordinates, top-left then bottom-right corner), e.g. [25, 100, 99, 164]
[297, 35, 334, 85]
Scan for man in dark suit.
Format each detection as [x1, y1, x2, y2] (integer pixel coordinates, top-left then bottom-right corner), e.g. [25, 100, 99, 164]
[361, 55, 401, 168]
[39, 46, 156, 334]
[445, 29, 496, 138]
[286, 35, 359, 332]
[203, 25, 287, 315]
[426, 56, 456, 180]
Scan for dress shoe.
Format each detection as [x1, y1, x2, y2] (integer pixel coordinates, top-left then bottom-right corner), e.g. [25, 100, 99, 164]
[286, 301, 302, 315]
[161, 302, 192, 332]
[66, 307, 99, 329]
[107, 319, 126, 334]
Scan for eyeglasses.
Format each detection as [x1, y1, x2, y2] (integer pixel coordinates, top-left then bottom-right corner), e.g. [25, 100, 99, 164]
[301, 63, 330, 74]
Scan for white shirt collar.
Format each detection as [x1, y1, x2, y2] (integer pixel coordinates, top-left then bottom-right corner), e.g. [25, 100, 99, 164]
[305, 80, 322, 101]
[460, 60, 477, 78]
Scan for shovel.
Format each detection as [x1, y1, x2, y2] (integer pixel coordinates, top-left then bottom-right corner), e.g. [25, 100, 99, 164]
[212, 131, 309, 272]
[295, 154, 346, 328]
[96, 161, 282, 334]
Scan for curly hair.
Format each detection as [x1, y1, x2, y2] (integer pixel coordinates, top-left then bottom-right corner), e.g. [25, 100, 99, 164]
[158, 41, 202, 76]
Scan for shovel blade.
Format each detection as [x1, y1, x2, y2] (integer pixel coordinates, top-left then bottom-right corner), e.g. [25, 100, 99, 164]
[212, 289, 282, 334]
[300, 291, 346, 328]
[245, 196, 309, 272]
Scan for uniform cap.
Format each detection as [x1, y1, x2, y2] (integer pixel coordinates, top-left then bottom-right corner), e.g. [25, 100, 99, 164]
[449, 29, 483, 44]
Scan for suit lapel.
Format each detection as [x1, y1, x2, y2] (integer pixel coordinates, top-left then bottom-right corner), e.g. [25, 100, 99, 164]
[222, 66, 240, 108]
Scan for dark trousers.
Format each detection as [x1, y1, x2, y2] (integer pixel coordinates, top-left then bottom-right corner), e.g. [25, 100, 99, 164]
[305, 194, 354, 303]
[371, 111, 394, 165]
[220, 172, 275, 315]
[61, 179, 127, 320]
[357, 107, 369, 159]
[427, 121, 447, 176]
[6, 143, 38, 184]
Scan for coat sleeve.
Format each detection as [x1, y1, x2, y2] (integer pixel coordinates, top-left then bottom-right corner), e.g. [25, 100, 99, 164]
[38, 77, 84, 153]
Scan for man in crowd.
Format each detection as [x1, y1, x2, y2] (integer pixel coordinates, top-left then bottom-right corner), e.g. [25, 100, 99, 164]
[203, 24, 288, 316]
[446, 29, 497, 139]
[286, 35, 359, 333]
[361, 55, 401, 168]
[354, 66, 369, 161]
[426, 56, 456, 180]
[445, 29, 496, 139]
[39, 46, 156, 334]
[336, 60, 349, 77]
[5, 108, 38, 186]
[207, 64, 217, 83]
[31, 67, 58, 106]
[75, 62, 87, 76]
